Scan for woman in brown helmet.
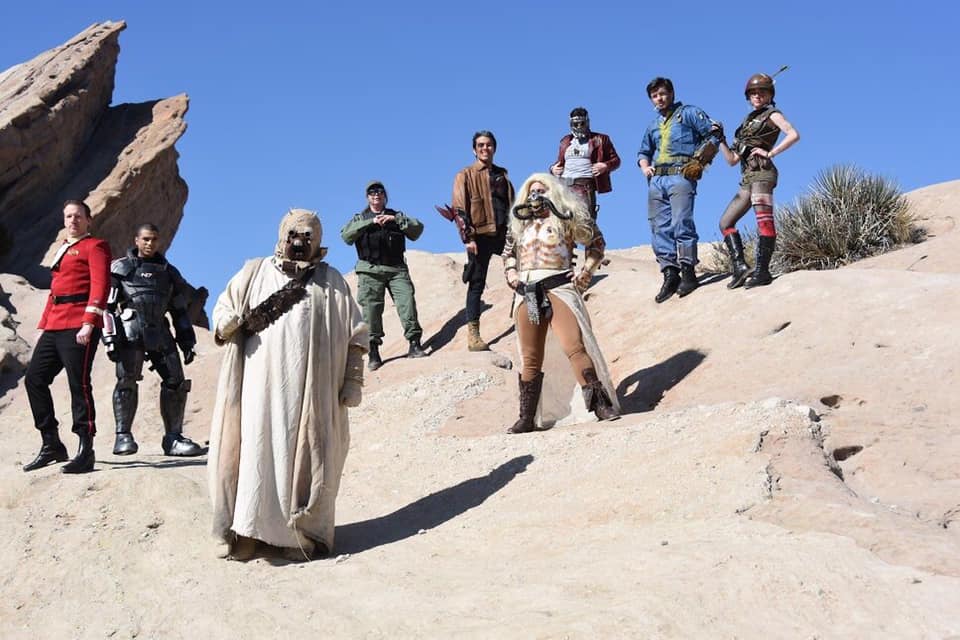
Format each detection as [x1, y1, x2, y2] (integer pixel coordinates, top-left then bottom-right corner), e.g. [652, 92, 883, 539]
[717, 73, 800, 288]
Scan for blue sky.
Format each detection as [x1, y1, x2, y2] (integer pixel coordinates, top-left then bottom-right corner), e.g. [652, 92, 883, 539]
[2, 1, 957, 309]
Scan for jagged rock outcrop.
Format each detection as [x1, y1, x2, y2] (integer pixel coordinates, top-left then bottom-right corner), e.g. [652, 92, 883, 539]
[0, 20, 206, 327]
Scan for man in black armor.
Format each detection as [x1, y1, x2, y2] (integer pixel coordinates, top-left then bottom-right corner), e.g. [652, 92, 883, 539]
[102, 224, 206, 457]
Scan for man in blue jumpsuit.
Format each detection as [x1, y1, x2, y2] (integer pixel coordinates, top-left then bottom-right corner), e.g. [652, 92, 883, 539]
[638, 77, 722, 303]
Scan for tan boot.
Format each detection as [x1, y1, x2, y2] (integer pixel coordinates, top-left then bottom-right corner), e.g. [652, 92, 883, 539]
[467, 320, 490, 351]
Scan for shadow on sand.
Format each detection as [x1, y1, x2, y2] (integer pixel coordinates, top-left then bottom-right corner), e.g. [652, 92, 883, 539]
[334, 454, 534, 555]
[616, 349, 707, 414]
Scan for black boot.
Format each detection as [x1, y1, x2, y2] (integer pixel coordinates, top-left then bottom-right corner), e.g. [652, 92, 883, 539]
[161, 382, 206, 457]
[723, 232, 753, 289]
[507, 373, 544, 434]
[676, 264, 699, 297]
[407, 339, 426, 358]
[23, 429, 68, 472]
[113, 432, 138, 455]
[655, 267, 681, 303]
[745, 236, 776, 288]
[582, 368, 620, 421]
[62, 434, 95, 474]
[113, 382, 139, 455]
[368, 342, 383, 371]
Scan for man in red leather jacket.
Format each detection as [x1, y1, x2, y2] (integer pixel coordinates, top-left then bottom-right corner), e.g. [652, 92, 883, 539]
[550, 107, 621, 218]
[23, 200, 111, 474]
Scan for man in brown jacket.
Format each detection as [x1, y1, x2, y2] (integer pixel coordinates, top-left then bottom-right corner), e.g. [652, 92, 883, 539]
[451, 130, 514, 351]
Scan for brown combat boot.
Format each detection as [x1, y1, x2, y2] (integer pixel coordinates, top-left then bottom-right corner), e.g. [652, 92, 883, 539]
[508, 373, 544, 434]
[467, 320, 490, 351]
[581, 368, 620, 421]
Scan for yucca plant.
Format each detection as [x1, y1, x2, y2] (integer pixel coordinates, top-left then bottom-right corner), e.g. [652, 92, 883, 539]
[705, 165, 923, 275]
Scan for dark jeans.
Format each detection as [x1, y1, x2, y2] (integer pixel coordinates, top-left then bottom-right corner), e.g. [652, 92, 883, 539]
[25, 328, 101, 437]
[465, 229, 506, 322]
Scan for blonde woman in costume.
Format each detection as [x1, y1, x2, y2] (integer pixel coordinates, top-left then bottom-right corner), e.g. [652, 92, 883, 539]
[502, 173, 619, 434]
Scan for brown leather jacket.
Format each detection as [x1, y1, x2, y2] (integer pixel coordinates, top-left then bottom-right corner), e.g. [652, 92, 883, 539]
[452, 161, 515, 239]
[553, 132, 621, 193]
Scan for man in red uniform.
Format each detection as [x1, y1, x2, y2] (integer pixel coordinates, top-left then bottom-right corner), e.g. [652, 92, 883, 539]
[549, 107, 621, 219]
[23, 200, 111, 474]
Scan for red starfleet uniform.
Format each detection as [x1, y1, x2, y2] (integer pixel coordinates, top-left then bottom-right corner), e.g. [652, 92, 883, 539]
[38, 235, 111, 330]
[25, 234, 111, 440]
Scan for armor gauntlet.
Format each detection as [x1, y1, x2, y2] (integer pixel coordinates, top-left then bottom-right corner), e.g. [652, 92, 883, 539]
[574, 229, 606, 291]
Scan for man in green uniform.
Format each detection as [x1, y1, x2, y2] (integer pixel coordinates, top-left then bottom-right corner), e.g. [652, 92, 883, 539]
[341, 181, 427, 370]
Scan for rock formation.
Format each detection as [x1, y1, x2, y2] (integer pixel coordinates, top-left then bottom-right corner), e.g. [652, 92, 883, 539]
[0, 21, 206, 324]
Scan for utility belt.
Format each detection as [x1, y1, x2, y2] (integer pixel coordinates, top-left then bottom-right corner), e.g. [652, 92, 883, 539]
[52, 292, 88, 304]
[563, 177, 597, 190]
[652, 165, 685, 176]
[516, 271, 573, 325]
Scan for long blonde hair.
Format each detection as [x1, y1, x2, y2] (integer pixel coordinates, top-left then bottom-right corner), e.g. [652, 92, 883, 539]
[509, 173, 594, 246]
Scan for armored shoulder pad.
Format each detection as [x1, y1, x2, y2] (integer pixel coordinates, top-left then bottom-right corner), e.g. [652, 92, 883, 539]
[111, 257, 137, 277]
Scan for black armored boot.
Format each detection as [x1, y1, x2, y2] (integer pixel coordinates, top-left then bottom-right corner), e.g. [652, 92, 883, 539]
[582, 368, 620, 421]
[745, 236, 776, 288]
[676, 264, 699, 297]
[160, 382, 206, 457]
[654, 267, 681, 303]
[112, 384, 139, 455]
[723, 232, 752, 289]
[62, 433, 95, 474]
[23, 429, 69, 472]
[368, 342, 383, 371]
[507, 372, 544, 434]
[407, 339, 426, 358]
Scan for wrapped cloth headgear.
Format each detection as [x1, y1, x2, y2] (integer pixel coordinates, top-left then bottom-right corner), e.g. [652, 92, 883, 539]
[274, 208, 328, 275]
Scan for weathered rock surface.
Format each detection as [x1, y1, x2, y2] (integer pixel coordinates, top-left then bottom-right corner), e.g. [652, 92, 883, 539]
[0, 280, 31, 408]
[0, 21, 123, 258]
[0, 21, 205, 327]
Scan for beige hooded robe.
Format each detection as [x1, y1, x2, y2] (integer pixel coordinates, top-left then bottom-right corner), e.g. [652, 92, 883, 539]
[209, 255, 368, 552]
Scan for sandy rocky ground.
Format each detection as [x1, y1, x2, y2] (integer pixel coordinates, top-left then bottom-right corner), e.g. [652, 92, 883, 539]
[1, 181, 958, 639]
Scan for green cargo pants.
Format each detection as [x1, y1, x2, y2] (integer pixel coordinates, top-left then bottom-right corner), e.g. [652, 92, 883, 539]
[356, 269, 423, 345]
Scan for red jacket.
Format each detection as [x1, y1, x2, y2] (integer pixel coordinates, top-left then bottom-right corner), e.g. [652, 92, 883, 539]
[38, 236, 111, 330]
[553, 132, 621, 194]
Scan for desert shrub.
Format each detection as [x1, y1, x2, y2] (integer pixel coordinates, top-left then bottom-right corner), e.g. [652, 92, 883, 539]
[705, 165, 923, 274]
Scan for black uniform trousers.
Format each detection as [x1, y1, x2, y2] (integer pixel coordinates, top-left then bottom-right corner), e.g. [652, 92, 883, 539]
[25, 328, 101, 437]
[465, 228, 506, 322]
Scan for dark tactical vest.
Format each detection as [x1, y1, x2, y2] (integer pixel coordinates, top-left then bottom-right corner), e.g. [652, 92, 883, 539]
[112, 252, 177, 351]
[733, 104, 781, 169]
[355, 209, 407, 267]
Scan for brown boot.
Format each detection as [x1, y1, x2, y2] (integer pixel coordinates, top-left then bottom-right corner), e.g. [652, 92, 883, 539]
[581, 368, 620, 421]
[508, 373, 543, 434]
[467, 320, 490, 351]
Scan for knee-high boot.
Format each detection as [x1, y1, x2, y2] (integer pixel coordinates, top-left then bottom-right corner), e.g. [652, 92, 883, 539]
[723, 231, 753, 289]
[745, 236, 776, 288]
[582, 368, 620, 421]
[507, 373, 543, 434]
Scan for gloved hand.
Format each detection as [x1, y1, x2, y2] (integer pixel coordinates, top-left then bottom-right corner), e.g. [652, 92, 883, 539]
[215, 312, 243, 345]
[506, 269, 520, 290]
[181, 345, 196, 365]
[574, 268, 592, 291]
[339, 379, 363, 407]
[106, 345, 120, 362]
[681, 158, 705, 180]
[710, 121, 726, 146]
